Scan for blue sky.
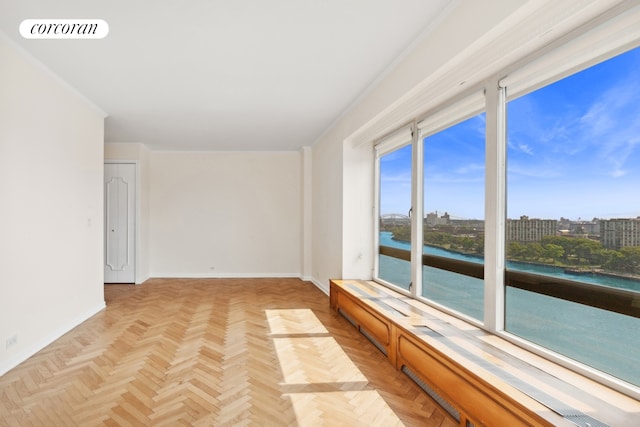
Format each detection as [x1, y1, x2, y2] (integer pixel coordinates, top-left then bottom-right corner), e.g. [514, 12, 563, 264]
[380, 45, 640, 221]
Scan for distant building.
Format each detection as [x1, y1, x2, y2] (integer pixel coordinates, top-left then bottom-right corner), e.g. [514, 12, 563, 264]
[600, 217, 640, 249]
[425, 211, 450, 227]
[507, 215, 557, 242]
[570, 220, 599, 235]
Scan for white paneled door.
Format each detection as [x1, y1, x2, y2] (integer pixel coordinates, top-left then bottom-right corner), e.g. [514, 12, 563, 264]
[104, 163, 136, 283]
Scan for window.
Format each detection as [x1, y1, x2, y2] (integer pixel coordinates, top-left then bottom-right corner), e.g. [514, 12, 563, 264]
[373, 21, 640, 393]
[505, 45, 640, 387]
[421, 113, 485, 321]
[377, 129, 413, 291]
[375, 93, 486, 321]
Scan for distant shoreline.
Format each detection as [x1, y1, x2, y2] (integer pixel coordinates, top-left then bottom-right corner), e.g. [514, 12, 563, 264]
[389, 235, 640, 284]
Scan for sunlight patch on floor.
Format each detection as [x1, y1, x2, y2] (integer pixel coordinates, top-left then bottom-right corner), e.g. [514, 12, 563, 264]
[266, 309, 403, 426]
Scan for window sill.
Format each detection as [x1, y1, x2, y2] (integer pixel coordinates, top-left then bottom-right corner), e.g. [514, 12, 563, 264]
[330, 279, 640, 426]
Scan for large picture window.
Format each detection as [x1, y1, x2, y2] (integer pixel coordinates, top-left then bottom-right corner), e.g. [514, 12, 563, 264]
[373, 37, 640, 393]
[505, 45, 640, 386]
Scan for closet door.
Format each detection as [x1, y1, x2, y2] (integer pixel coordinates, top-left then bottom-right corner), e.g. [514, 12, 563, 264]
[104, 163, 135, 283]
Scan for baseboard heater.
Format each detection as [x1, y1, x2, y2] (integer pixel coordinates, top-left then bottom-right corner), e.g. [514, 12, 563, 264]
[402, 364, 465, 425]
[338, 308, 388, 356]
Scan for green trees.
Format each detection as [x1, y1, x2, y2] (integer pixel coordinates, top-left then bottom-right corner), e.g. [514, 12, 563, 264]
[507, 235, 640, 275]
[382, 225, 411, 242]
[424, 230, 483, 254]
[534, 236, 600, 264]
[542, 243, 564, 262]
[606, 247, 640, 274]
[385, 224, 640, 275]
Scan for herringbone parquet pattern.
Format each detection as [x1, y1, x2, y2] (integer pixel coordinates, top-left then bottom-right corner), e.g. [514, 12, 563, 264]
[0, 278, 455, 426]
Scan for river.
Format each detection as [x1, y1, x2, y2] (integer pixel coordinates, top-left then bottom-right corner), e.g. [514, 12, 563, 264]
[378, 231, 640, 388]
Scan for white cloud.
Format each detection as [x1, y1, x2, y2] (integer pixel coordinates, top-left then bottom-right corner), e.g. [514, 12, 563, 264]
[454, 162, 484, 174]
[571, 71, 640, 177]
[518, 142, 533, 155]
[508, 162, 561, 179]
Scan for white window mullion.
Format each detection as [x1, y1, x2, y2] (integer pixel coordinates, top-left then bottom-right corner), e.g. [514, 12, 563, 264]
[410, 121, 423, 297]
[373, 149, 381, 280]
[484, 83, 506, 332]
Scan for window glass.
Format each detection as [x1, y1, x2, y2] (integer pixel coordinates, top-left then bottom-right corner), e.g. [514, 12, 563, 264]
[506, 46, 640, 386]
[378, 143, 412, 290]
[506, 288, 640, 386]
[422, 113, 485, 320]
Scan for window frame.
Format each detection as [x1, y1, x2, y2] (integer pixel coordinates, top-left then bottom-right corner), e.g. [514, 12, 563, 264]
[374, 125, 415, 296]
[374, 90, 490, 322]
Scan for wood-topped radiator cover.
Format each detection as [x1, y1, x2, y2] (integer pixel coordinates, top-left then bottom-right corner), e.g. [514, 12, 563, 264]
[330, 279, 567, 427]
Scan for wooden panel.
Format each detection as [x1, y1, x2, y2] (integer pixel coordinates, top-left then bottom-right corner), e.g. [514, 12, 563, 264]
[396, 332, 553, 427]
[336, 291, 391, 348]
[329, 281, 339, 310]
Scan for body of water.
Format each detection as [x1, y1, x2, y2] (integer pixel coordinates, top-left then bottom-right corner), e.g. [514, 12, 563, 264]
[378, 231, 640, 387]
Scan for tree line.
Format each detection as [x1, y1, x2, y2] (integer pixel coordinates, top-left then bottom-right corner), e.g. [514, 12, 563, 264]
[508, 236, 640, 275]
[383, 225, 485, 255]
[382, 224, 640, 275]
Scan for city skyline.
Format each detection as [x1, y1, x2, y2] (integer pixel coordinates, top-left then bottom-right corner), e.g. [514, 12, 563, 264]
[381, 211, 640, 224]
[380, 45, 640, 221]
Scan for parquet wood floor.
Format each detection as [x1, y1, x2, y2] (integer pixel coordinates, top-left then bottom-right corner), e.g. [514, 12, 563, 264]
[0, 278, 456, 426]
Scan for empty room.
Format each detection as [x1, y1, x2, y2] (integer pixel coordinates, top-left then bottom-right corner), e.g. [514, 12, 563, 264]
[1, 0, 640, 425]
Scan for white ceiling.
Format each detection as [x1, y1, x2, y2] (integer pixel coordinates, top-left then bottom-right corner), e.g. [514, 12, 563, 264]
[0, 0, 453, 150]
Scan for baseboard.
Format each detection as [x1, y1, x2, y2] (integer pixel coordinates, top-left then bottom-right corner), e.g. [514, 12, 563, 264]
[149, 272, 303, 279]
[308, 277, 329, 295]
[0, 301, 106, 376]
[134, 273, 330, 295]
[135, 274, 151, 285]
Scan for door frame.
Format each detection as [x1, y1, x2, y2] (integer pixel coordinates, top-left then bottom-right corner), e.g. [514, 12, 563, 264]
[104, 160, 140, 284]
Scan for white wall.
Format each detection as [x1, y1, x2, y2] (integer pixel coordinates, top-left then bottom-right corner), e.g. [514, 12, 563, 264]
[106, 145, 304, 280]
[104, 142, 152, 283]
[0, 35, 106, 375]
[311, 134, 343, 292]
[300, 147, 313, 281]
[149, 151, 301, 277]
